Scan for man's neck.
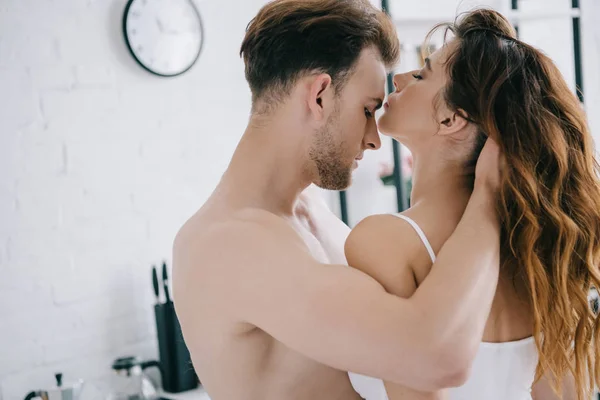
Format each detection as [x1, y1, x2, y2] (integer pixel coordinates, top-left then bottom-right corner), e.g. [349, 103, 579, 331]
[214, 113, 314, 215]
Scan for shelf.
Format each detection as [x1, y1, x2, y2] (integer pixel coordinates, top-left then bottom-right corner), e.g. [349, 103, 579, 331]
[393, 9, 581, 27]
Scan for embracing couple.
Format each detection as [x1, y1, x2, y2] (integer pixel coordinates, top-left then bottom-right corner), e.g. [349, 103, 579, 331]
[173, 1, 600, 399]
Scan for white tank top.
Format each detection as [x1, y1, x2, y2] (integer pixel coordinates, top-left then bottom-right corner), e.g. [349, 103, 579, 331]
[348, 214, 538, 400]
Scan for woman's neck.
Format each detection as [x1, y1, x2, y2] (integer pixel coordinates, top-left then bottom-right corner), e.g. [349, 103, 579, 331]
[409, 150, 472, 216]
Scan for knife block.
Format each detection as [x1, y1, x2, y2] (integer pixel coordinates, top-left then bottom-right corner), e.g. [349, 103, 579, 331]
[154, 301, 199, 393]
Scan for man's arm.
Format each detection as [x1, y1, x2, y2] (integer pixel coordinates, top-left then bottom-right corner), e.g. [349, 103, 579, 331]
[198, 215, 446, 391]
[345, 213, 449, 399]
[403, 138, 502, 380]
[339, 187, 498, 394]
[191, 187, 497, 391]
[408, 189, 500, 376]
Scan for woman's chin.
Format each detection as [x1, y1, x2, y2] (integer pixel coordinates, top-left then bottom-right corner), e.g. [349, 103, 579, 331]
[387, 131, 412, 147]
[377, 122, 398, 138]
[377, 119, 405, 140]
[377, 119, 392, 136]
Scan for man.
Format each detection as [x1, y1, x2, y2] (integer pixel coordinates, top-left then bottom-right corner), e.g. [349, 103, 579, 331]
[173, 1, 501, 399]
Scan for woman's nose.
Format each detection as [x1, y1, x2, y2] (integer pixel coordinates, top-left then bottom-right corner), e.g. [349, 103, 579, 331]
[393, 72, 415, 93]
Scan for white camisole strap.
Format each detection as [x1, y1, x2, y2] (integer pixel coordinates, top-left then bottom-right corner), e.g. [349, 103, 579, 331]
[392, 214, 436, 263]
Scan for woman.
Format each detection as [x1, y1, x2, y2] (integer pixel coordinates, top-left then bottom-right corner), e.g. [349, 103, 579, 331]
[347, 8, 600, 400]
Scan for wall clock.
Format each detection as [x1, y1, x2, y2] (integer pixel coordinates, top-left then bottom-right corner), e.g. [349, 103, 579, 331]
[123, 0, 204, 77]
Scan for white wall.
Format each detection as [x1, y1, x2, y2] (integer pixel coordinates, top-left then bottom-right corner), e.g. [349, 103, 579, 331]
[0, 0, 265, 398]
[581, 0, 600, 142]
[1, 0, 598, 398]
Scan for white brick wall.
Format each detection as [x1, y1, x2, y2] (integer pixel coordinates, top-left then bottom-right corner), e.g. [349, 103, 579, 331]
[0, 0, 266, 398]
[2, 0, 599, 398]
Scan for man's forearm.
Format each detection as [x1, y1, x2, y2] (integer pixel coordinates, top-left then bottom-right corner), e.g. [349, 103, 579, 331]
[411, 187, 500, 365]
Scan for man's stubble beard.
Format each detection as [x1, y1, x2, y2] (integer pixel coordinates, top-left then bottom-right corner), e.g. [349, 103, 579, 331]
[308, 110, 353, 191]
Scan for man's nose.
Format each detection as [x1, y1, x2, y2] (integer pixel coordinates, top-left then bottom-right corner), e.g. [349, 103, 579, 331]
[364, 123, 381, 150]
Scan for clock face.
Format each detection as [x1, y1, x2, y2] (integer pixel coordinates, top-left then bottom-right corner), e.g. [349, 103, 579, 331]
[123, 0, 203, 77]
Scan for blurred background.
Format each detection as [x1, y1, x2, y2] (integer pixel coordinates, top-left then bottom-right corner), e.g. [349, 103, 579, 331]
[0, 0, 598, 399]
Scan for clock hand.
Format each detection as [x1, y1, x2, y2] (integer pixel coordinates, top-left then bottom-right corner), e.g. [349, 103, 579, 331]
[155, 17, 164, 33]
[156, 17, 184, 35]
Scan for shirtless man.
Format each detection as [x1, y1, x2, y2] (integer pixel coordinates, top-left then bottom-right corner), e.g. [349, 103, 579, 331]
[173, 1, 502, 399]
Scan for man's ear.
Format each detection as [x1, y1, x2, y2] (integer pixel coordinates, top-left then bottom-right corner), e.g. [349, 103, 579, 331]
[438, 109, 470, 137]
[307, 73, 333, 121]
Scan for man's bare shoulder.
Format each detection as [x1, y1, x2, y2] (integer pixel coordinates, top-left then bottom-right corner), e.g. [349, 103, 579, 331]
[174, 207, 307, 272]
[172, 207, 317, 322]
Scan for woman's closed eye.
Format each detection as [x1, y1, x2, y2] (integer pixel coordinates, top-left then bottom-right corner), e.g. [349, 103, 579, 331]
[412, 73, 423, 80]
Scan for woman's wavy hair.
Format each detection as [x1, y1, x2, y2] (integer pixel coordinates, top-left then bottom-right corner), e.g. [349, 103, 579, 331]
[426, 8, 600, 399]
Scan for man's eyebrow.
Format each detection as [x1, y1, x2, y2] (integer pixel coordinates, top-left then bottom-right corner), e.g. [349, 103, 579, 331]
[370, 97, 384, 109]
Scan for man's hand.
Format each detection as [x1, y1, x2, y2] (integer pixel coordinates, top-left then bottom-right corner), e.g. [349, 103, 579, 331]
[474, 138, 503, 193]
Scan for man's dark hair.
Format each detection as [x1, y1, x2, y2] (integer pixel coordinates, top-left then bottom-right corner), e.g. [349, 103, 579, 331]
[240, 0, 400, 111]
